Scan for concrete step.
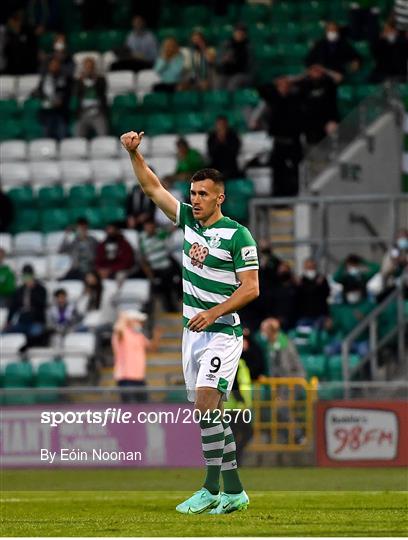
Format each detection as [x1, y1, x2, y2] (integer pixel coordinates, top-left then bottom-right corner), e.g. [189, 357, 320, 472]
[147, 351, 181, 361]
[158, 337, 182, 352]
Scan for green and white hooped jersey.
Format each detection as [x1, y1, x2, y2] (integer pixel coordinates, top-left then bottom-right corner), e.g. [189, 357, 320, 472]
[175, 201, 259, 336]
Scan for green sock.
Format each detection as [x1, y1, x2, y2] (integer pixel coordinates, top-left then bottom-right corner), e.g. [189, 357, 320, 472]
[200, 411, 224, 495]
[221, 420, 243, 494]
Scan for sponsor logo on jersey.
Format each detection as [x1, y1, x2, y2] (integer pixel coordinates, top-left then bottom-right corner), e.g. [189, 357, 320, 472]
[189, 242, 209, 269]
[217, 377, 228, 392]
[241, 245, 257, 262]
[206, 232, 221, 248]
[206, 373, 216, 381]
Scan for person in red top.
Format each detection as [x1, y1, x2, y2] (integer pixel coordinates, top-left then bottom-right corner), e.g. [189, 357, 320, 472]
[95, 222, 135, 280]
[111, 309, 161, 402]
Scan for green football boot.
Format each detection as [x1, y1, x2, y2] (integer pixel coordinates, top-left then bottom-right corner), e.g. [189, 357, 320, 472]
[176, 488, 220, 514]
[209, 490, 249, 514]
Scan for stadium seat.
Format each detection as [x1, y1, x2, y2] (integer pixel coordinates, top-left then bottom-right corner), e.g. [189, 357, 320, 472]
[1, 162, 30, 186]
[111, 112, 146, 137]
[106, 71, 135, 97]
[327, 355, 361, 381]
[247, 168, 271, 196]
[34, 359, 67, 403]
[134, 69, 161, 94]
[202, 90, 231, 110]
[90, 158, 122, 183]
[184, 133, 207, 156]
[64, 332, 96, 355]
[112, 93, 139, 113]
[89, 229, 106, 242]
[0, 75, 16, 99]
[97, 29, 127, 52]
[122, 229, 139, 251]
[175, 112, 206, 134]
[120, 157, 138, 182]
[0, 140, 27, 161]
[28, 139, 58, 160]
[44, 230, 68, 254]
[0, 119, 23, 141]
[147, 156, 177, 178]
[68, 207, 103, 229]
[171, 91, 201, 111]
[58, 280, 84, 303]
[59, 137, 88, 159]
[6, 185, 35, 209]
[30, 161, 62, 186]
[15, 256, 48, 279]
[47, 253, 72, 279]
[3, 360, 35, 405]
[68, 184, 97, 207]
[146, 114, 176, 135]
[13, 232, 44, 256]
[0, 233, 12, 254]
[100, 183, 127, 205]
[40, 209, 70, 233]
[150, 134, 178, 156]
[37, 185, 65, 209]
[116, 279, 151, 308]
[0, 306, 8, 331]
[242, 131, 272, 157]
[233, 88, 260, 108]
[68, 31, 98, 53]
[60, 160, 92, 184]
[10, 209, 40, 233]
[300, 354, 327, 380]
[1, 334, 26, 360]
[90, 136, 119, 158]
[16, 74, 41, 101]
[0, 99, 19, 118]
[99, 205, 126, 226]
[141, 92, 170, 112]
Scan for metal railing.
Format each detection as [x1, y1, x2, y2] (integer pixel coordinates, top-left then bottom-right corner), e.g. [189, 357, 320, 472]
[342, 273, 407, 398]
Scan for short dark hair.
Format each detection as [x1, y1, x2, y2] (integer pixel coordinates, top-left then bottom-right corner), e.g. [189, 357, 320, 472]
[76, 217, 89, 226]
[54, 288, 67, 297]
[191, 168, 224, 187]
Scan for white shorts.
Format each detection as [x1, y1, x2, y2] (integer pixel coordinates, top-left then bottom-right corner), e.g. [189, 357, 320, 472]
[182, 328, 243, 402]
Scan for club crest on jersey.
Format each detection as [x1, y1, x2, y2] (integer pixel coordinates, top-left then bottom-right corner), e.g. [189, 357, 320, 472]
[207, 232, 221, 248]
[189, 242, 209, 269]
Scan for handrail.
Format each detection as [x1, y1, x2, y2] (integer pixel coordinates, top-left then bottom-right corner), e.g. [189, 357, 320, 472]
[341, 273, 407, 398]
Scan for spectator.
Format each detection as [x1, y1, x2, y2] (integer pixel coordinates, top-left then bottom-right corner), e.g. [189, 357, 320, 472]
[324, 284, 375, 357]
[255, 318, 305, 377]
[259, 78, 303, 196]
[169, 138, 206, 182]
[4, 10, 38, 75]
[112, 309, 161, 403]
[111, 15, 158, 72]
[207, 115, 241, 179]
[298, 64, 339, 145]
[380, 229, 408, 296]
[333, 253, 380, 297]
[305, 21, 361, 81]
[73, 56, 108, 138]
[5, 264, 47, 344]
[370, 21, 408, 82]
[40, 33, 75, 77]
[95, 222, 135, 281]
[47, 288, 79, 343]
[296, 258, 330, 328]
[153, 37, 184, 92]
[75, 270, 103, 318]
[0, 247, 16, 307]
[241, 327, 266, 380]
[59, 217, 98, 280]
[266, 261, 298, 331]
[0, 187, 14, 232]
[349, 0, 380, 41]
[181, 30, 216, 90]
[34, 56, 72, 140]
[215, 22, 252, 90]
[126, 184, 156, 231]
[139, 219, 179, 312]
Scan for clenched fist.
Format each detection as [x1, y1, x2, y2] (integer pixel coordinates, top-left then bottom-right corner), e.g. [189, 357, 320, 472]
[120, 131, 144, 153]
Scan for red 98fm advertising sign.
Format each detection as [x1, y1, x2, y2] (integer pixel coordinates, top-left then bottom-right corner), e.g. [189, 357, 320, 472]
[316, 400, 408, 466]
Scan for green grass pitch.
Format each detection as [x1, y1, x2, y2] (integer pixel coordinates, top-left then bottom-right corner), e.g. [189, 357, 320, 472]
[1, 468, 407, 536]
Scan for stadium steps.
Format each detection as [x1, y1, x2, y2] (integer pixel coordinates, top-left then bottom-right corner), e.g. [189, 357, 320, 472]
[268, 207, 295, 263]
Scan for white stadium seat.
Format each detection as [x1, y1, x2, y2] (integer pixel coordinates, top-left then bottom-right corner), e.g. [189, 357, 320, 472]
[116, 278, 150, 307]
[13, 232, 44, 256]
[1, 162, 30, 186]
[15, 256, 48, 280]
[242, 131, 272, 159]
[134, 69, 160, 94]
[16, 74, 40, 101]
[44, 231, 72, 254]
[91, 159, 122, 183]
[106, 70, 135, 97]
[167, 228, 184, 267]
[0, 334, 26, 360]
[122, 229, 139, 251]
[47, 254, 72, 280]
[27, 348, 58, 371]
[150, 134, 178, 157]
[120, 157, 138, 182]
[58, 280, 84, 303]
[62, 355, 89, 378]
[90, 136, 119, 158]
[185, 133, 208, 157]
[0, 75, 16, 99]
[60, 138, 88, 159]
[64, 332, 96, 355]
[30, 161, 62, 185]
[147, 156, 177, 178]
[45, 280, 58, 302]
[89, 229, 106, 242]
[0, 307, 8, 331]
[28, 139, 57, 160]
[247, 167, 271, 196]
[0, 233, 13, 254]
[0, 140, 27, 161]
[60, 160, 92, 184]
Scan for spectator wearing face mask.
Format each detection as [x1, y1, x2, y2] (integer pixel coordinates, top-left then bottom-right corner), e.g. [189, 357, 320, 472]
[95, 223, 135, 281]
[333, 254, 380, 297]
[324, 285, 375, 358]
[40, 33, 75, 78]
[73, 56, 108, 138]
[296, 258, 330, 328]
[305, 21, 361, 82]
[370, 21, 408, 82]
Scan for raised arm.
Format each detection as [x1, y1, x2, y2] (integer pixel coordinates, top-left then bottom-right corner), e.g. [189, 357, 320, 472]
[120, 131, 179, 222]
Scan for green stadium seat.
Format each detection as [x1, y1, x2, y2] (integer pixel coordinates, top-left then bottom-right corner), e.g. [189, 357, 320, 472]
[226, 110, 247, 132]
[0, 99, 19, 118]
[318, 385, 344, 400]
[397, 83, 408, 98]
[7, 186, 35, 209]
[271, 1, 298, 22]
[327, 354, 361, 381]
[112, 93, 139, 114]
[21, 116, 43, 140]
[0, 119, 23, 140]
[37, 185, 65, 210]
[173, 180, 190, 200]
[11, 209, 39, 233]
[68, 31, 98, 53]
[4, 361, 35, 405]
[214, 24, 234, 45]
[111, 113, 146, 137]
[355, 84, 379, 101]
[40, 208, 70, 233]
[100, 183, 127, 206]
[68, 207, 102, 228]
[226, 178, 255, 198]
[172, 91, 201, 111]
[146, 114, 176, 135]
[239, 3, 270, 23]
[300, 354, 327, 380]
[99, 205, 126, 226]
[141, 92, 170, 113]
[35, 359, 67, 403]
[300, 1, 328, 21]
[223, 179, 254, 223]
[38, 31, 55, 53]
[97, 29, 126, 52]
[182, 5, 209, 26]
[111, 1, 131, 28]
[233, 88, 260, 108]
[157, 27, 189, 44]
[175, 112, 206, 134]
[247, 23, 272, 46]
[68, 184, 96, 207]
[202, 90, 231, 110]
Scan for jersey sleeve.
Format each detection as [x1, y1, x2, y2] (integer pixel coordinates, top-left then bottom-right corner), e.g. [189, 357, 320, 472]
[232, 226, 259, 273]
[174, 201, 194, 230]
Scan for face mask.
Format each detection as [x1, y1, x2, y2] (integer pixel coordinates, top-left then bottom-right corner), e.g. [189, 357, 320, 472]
[304, 270, 317, 280]
[385, 33, 397, 43]
[346, 292, 361, 304]
[326, 31, 338, 42]
[347, 266, 360, 276]
[54, 41, 65, 52]
[397, 238, 408, 250]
